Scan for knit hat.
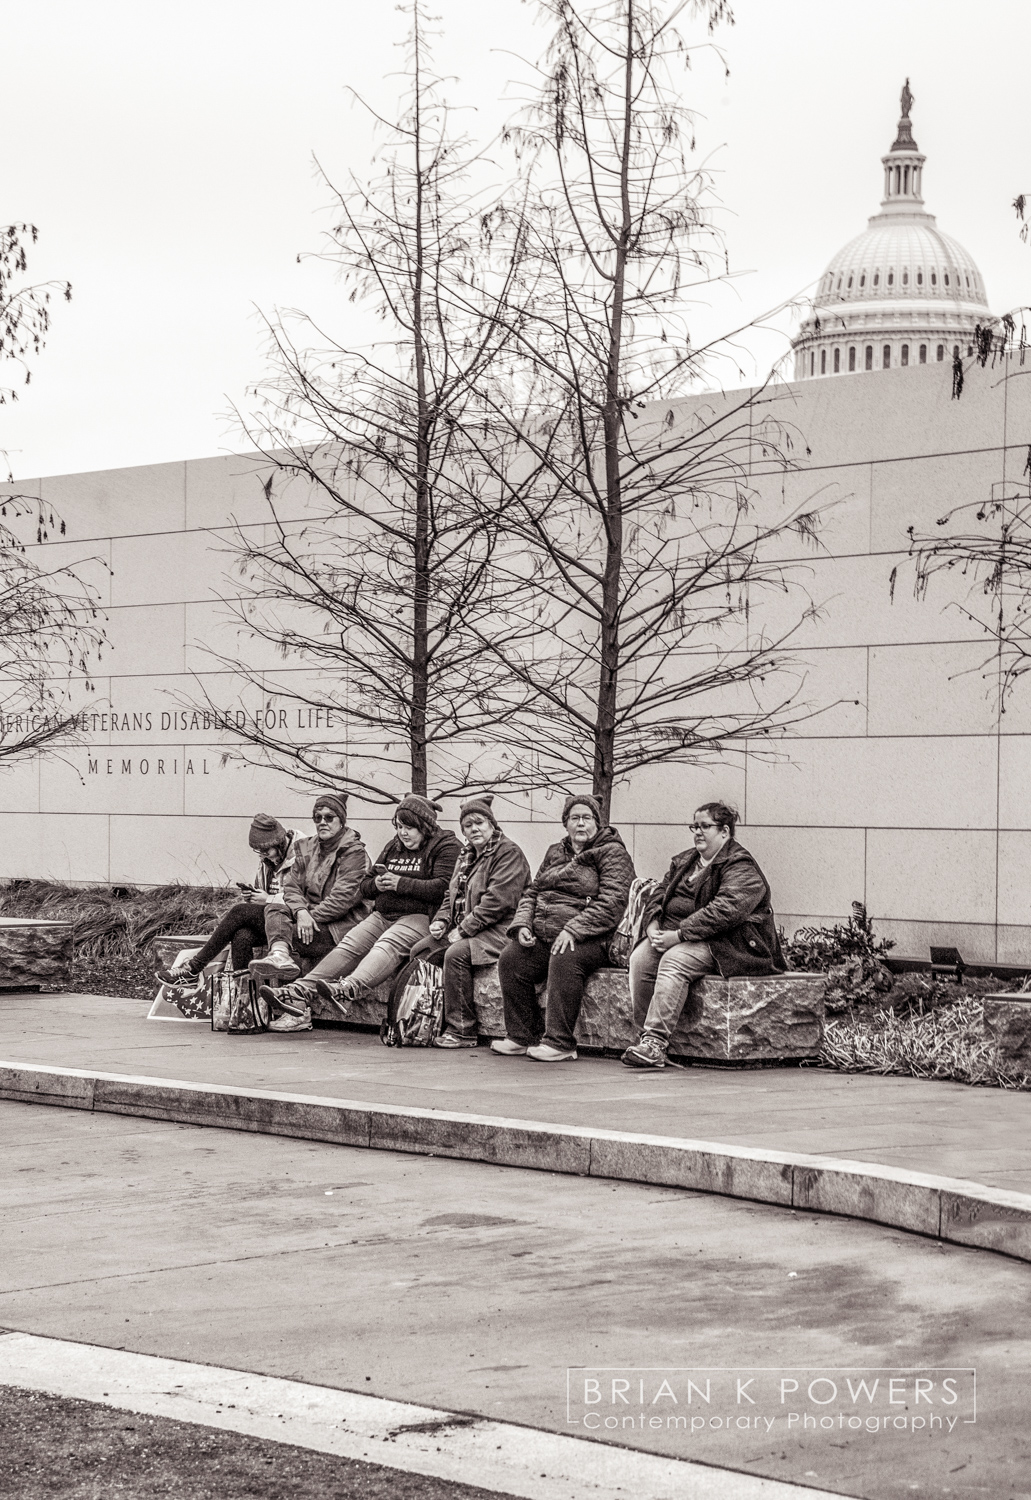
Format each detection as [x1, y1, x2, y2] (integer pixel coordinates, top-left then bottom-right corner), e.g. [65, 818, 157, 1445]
[248, 812, 287, 850]
[394, 792, 441, 835]
[561, 793, 602, 826]
[312, 792, 349, 825]
[459, 794, 499, 830]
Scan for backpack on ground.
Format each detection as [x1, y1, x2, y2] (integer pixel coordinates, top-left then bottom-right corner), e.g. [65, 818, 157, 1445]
[210, 966, 272, 1033]
[380, 958, 444, 1047]
[607, 876, 660, 968]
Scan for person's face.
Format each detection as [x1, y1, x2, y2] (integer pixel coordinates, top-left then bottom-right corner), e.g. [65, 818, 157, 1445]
[256, 835, 289, 864]
[565, 807, 598, 845]
[312, 809, 342, 843]
[462, 813, 494, 850]
[691, 810, 728, 860]
[394, 819, 425, 850]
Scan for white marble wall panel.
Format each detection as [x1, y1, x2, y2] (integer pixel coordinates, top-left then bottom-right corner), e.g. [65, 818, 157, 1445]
[108, 814, 250, 887]
[869, 448, 1003, 554]
[110, 528, 250, 609]
[184, 454, 278, 531]
[41, 748, 187, 817]
[996, 736, 1031, 829]
[749, 462, 873, 561]
[736, 825, 866, 919]
[21, 536, 114, 611]
[0, 812, 112, 883]
[867, 828, 997, 925]
[42, 462, 186, 542]
[104, 604, 187, 677]
[867, 642, 998, 736]
[997, 831, 1031, 930]
[609, 761, 747, 825]
[0, 759, 42, 814]
[745, 735, 998, 830]
[872, 917, 998, 966]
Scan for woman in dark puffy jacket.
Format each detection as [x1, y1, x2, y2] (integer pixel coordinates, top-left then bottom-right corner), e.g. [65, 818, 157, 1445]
[621, 800, 785, 1070]
[492, 794, 635, 1063]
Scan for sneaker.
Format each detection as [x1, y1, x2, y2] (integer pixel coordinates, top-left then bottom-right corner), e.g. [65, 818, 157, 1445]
[155, 963, 198, 986]
[257, 982, 310, 1018]
[268, 1008, 312, 1033]
[433, 1032, 477, 1048]
[490, 1038, 529, 1056]
[621, 1033, 669, 1069]
[313, 976, 357, 1018]
[249, 951, 300, 983]
[527, 1042, 577, 1062]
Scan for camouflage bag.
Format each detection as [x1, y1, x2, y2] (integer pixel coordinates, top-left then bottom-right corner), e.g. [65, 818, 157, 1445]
[210, 968, 272, 1033]
[380, 959, 444, 1047]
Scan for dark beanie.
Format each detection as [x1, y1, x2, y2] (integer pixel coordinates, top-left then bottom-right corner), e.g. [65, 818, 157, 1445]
[459, 793, 499, 830]
[312, 792, 349, 825]
[394, 792, 441, 834]
[249, 812, 287, 850]
[561, 793, 602, 826]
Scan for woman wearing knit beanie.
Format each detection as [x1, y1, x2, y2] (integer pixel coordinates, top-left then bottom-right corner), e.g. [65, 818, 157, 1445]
[492, 792, 635, 1063]
[252, 793, 370, 1029]
[388, 794, 531, 1047]
[154, 812, 301, 988]
[261, 791, 462, 1026]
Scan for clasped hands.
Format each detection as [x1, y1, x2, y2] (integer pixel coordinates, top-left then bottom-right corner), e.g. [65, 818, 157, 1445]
[647, 922, 682, 953]
[517, 926, 575, 954]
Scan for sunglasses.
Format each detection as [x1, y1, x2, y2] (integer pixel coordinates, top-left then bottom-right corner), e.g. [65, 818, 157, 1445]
[313, 813, 339, 825]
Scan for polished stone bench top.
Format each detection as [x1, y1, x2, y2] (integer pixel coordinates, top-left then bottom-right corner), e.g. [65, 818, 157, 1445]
[0, 917, 74, 929]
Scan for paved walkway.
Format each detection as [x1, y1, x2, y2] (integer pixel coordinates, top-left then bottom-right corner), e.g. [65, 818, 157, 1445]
[2, 991, 1030, 1194]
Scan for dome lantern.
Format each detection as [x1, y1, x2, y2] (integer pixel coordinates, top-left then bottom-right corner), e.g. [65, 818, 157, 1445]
[791, 82, 995, 381]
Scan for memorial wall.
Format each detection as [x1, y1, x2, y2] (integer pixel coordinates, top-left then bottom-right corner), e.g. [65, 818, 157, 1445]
[2, 354, 1028, 964]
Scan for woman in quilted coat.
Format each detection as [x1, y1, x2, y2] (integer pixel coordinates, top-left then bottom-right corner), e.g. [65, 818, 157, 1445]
[492, 794, 635, 1063]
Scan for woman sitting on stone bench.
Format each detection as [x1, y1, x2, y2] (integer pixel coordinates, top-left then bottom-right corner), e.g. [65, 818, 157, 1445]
[251, 792, 371, 1032]
[262, 793, 461, 1029]
[621, 801, 785, 1070]
[491, 793, 635, 1064]
[154, 812, 302, 990]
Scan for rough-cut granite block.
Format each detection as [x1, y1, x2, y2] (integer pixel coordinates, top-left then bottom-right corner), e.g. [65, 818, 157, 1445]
[304, 958, 825, 1063]
[0, 917, 74, 990]
[670, 973, 826, 1061]
[983, 995, 1031, 1069]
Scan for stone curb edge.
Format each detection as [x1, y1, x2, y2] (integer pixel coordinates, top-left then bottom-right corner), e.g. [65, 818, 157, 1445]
[3, 1059, 1030, 1264]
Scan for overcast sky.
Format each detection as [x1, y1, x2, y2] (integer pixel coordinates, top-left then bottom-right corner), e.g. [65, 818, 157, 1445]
[4, 0, 1029, 480]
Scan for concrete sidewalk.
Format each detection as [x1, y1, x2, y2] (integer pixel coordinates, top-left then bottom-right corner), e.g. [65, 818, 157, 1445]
[3, 990, 1031, 1261]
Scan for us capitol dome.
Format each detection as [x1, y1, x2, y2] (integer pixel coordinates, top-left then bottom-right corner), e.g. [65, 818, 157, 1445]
[792, 81, 995, 380]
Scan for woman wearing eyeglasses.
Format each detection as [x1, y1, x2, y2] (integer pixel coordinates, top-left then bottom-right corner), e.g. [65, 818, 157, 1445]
[252, 793, 370, 1029]
[622, 801, 785, 1069]
[261, 793, 461, 1028]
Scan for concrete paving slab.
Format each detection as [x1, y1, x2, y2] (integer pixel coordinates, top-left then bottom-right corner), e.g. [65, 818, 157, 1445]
[2, 1102, 1030, 1500]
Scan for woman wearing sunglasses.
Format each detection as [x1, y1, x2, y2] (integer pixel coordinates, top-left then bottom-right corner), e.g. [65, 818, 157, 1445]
[622, 801, 785, 1070]
[252, 793, 370, 1027]
[261, 792, 461, 1028]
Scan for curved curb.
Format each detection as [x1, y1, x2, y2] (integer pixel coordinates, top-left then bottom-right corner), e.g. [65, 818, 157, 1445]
[3, 1058, 1031, 1264]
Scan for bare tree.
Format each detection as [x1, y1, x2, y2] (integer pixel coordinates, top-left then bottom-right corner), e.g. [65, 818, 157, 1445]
[0, 225, 104, 766]
[461, 0, 823, 819]
[213, 4, 531, 804]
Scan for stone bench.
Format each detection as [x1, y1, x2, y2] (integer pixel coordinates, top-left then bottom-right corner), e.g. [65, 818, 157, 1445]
[0, 917, 74, 992]
[983, 993, 1031, 1069]
[313, 965, 827, 1063]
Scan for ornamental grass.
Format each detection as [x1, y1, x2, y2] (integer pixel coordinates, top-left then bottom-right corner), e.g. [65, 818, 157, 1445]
[820, 997, 1031, 1092]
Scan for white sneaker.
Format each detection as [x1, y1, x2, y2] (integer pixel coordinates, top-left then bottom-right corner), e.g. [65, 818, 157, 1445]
[527, 1042, 577, 1062]
[490, 1038, 528, 1056]
[249, 951, 300, 983]
[268, 1009, 312, 1033]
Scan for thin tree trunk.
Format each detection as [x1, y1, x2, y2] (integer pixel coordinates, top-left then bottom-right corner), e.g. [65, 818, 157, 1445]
[591, 0, 635, 824]
[409, 8, 430, 795]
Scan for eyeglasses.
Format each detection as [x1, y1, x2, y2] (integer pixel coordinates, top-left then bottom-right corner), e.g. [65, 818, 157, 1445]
[689, 822, 719, 832]
[313, 813, 339, 825]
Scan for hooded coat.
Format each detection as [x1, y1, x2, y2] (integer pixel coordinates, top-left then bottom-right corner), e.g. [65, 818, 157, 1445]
[433, 832, 531, 966]
[510, 825, 635, 944]
[279, 827, 371, 941]
[642, 838, 786, 978]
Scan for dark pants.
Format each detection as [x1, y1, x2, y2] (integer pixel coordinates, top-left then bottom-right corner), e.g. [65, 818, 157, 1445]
[399, 935, 479, 1038]
[263, 904, 337, 973]
[186, 902, 268, 972]
[497, 935, 610, 1052]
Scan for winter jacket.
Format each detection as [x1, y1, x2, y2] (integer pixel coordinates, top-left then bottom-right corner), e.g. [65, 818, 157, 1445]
[254, 830, 302, 899]
[511, 825, 635, 945]
[433, 833, 531, 966]
[360, 827, 462, 920]
[279, 827, 371, 941]
[642, 838, 785, 978]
